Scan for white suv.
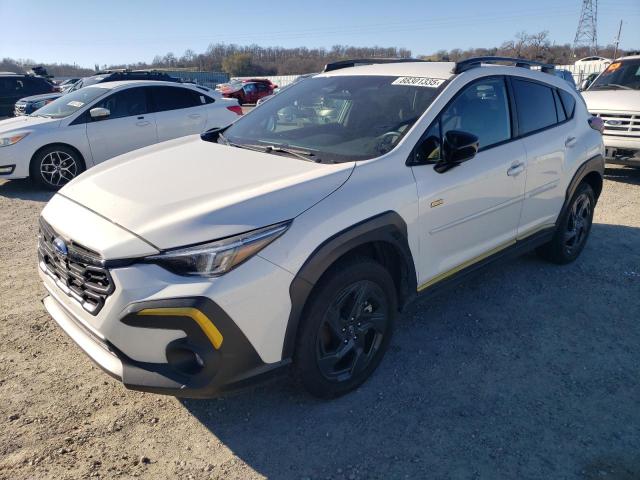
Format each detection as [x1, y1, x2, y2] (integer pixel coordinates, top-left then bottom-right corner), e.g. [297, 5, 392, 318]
[581, 55, 640, 167]
[0, 80, 242, 188]
[38, 57, 604, 398]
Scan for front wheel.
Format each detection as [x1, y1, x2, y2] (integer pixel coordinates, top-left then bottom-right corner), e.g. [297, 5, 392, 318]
[30, 145, 84, 190]
[293, 258, 397, 398]
[537, 182, 595, 264]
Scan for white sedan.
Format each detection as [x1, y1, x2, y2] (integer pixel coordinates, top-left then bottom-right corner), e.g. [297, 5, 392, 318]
[0, 80, 243, 189]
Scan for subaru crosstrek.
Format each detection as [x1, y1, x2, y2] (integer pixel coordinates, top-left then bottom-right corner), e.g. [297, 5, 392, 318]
[38, 57, 605, 398]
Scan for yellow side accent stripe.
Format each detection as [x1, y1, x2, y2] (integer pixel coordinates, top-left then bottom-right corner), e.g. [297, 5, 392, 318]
[417, 223, 556, 292]
[137, 307, 224, 349]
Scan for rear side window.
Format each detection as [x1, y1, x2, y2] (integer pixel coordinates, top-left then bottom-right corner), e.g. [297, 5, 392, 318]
[512, 79, 557, 135]
[558, 89, 576, 118]
[150, 86, 202, 112]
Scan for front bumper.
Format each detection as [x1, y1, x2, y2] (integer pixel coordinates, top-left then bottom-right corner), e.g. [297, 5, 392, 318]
[603, 135, 640, 167]
[42, 286, 290, 397]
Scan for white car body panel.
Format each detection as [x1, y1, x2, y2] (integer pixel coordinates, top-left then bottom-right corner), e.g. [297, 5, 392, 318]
[60, 135, 354, 249]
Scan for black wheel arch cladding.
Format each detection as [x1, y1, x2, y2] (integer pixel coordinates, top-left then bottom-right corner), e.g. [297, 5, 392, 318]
[282, 211, 417, 359]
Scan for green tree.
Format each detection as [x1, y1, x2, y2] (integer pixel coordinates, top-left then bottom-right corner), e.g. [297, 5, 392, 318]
[221, 53, 253, 76]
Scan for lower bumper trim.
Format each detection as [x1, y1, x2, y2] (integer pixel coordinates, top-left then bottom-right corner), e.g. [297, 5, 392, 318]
[42, 295, 123, 379]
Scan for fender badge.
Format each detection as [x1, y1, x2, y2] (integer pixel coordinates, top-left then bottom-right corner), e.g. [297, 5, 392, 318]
[430, 199, 444, 208]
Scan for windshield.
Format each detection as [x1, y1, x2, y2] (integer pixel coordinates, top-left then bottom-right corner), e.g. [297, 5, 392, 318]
[589, 59, 640, 90]
[221, 75, 443, 163]
[68, 75, 107, 92]
[31, 86, 108, 118]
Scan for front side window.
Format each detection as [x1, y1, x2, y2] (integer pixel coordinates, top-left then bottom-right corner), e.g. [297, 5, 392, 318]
[32, 86, 108, 119]
[589, 59, 640, 91]
[222, 75, 443, 163]
[150, 86, 201, 112]
[93, 87, 148, 119]
[512, 78, 557, 135]
[440, 77, 511, 150]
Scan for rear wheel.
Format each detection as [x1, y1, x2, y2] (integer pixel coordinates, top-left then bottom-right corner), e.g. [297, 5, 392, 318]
[537, 182, 595, 264]
[30, 145, 84, 190]
[293, 258, 396, 398]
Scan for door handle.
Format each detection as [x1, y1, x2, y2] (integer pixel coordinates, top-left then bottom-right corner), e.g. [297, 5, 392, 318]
[136, 120, 150, 126]
[507, 162, 525, 177]
[565, 136, 577, 148]
[188, 113, 202, 119]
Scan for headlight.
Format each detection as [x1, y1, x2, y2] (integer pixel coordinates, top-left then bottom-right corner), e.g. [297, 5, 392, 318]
[0, 133, 29, 147]
[145, 221, 291, 277]
[32, 100, 47, 109]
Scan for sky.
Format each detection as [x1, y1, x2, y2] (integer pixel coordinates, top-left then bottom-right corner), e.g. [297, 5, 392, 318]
[0, 0, 638, 68]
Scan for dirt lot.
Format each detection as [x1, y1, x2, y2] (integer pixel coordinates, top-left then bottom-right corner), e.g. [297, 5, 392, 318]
[0, 167, 639, 480]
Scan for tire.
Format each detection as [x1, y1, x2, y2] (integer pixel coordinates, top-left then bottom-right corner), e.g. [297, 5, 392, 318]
[30, 145, 85, 190]
[536, 182, 595, 264]
[293, 258, 397, 398]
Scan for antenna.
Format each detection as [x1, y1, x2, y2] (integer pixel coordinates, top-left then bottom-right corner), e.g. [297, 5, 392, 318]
[573, 0, 598, 55]
[612, 20, 623, 60]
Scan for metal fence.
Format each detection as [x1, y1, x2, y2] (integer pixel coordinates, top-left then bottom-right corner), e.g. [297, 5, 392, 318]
[159, 70, 229, 89]
[554, 63, 607, 86]
[231, 75, 303, 88]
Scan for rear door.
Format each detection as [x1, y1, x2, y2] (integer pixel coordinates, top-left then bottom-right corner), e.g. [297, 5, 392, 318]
[510, 77, 575, 237]
[148, 85, 207, 141]
[85, 86, 158, 164]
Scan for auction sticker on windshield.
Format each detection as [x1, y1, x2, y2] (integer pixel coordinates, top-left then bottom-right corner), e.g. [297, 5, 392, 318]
[67, 101, 84, 108]
[392, 77, 446, 88]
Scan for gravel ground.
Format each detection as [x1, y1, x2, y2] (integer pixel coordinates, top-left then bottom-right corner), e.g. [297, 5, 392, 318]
[0, 166, 639, 480]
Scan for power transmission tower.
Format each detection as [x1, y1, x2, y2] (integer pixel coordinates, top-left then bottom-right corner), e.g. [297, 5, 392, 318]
[573, 0, 598, 55]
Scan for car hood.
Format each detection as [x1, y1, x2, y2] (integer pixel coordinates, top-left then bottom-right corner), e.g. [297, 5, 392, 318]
[60, 135, 355, 250]
[582, 89, 640, 112]
[17, 92, 63, 103]
[0, 115, 60, 133]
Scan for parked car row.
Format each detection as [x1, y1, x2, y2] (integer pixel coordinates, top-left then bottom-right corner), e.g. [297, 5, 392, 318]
[11, 69, 185, 117]
[0, 80, 242, 187]
[27, 57, 609, 400]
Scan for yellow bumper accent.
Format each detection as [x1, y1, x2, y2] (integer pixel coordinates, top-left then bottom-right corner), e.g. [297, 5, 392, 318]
[137, 307, 224, 349]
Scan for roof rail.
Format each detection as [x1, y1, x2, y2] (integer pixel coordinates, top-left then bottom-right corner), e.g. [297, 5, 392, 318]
[454, 56, 555, 74]
[323, 58, 427, 72]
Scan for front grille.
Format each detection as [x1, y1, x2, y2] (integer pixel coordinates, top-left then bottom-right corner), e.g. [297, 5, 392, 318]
[590, 110, 640, 137]
[38, 218, 114, 315]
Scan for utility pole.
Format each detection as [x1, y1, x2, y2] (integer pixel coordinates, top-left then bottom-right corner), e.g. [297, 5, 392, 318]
[573, 0, 598, 56]
[612, 20, 623, 60]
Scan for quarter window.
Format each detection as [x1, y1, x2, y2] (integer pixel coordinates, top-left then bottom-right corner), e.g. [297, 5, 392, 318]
[557, 89, 576, 118]
[512, 79, 557, 135]
[150, 86, 202, 112]
[93, 87, 148, 120]
[440, 77, 511, 151]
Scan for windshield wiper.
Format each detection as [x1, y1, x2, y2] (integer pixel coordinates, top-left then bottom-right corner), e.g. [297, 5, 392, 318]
[220, 137, 321, 162]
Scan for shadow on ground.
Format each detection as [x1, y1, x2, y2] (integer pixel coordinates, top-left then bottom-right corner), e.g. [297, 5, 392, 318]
[181, 223, 640, 479]
[0, 179, 55, 202]
[604, 165, 640, 186]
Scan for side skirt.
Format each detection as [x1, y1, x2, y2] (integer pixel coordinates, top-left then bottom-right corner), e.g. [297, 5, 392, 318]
[411, 226, 555, 302]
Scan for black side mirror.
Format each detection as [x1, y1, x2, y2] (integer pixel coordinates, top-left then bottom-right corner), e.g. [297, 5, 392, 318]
[435, 130, 479, 173]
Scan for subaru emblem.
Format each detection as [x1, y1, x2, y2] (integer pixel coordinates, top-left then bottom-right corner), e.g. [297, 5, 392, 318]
[53, 237, 68, 256]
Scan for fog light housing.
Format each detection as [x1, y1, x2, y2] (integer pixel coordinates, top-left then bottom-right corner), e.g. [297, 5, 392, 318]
[0, 165, 15, 175]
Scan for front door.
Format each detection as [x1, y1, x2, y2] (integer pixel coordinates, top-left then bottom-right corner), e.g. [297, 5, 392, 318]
[86, 86, 158, 164]
[410, 76, 527, 288]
